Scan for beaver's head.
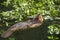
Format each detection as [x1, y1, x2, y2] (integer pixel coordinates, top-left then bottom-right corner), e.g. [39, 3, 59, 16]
[32, 14, 43, 23]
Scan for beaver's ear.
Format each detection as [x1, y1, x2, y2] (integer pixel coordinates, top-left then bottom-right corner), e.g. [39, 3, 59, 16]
[32, 14, 40, 20]
[35, 14, 40, 18]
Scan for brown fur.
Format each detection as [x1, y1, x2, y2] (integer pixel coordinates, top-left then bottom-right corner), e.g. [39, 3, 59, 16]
[1, 14, 43, 38]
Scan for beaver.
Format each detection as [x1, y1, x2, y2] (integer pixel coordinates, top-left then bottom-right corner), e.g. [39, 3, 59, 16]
[1, 14, 43, 38]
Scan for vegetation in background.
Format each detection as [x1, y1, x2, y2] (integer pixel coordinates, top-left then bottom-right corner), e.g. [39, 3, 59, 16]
[0, 0, 60, 40]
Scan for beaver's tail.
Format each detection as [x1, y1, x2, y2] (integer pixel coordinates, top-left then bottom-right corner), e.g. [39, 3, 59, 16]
[1, 28, 13, 38]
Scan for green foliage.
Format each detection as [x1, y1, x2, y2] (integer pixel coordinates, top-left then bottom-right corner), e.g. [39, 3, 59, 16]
[0, 0, 60, 40]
